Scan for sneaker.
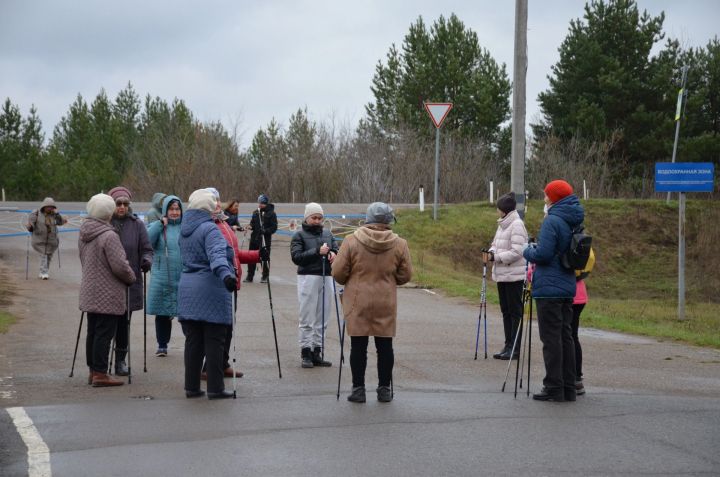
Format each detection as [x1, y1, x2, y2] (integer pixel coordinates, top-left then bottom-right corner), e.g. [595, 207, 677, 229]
[243, 277, 253, 283]
[39, 273, 49, 280]
[260, 276, 268, 283]
[347, 386, 366, 403]
[377, 385, 393, 402]
[575, 380, 586, 395]
[155, 348, 167, 357]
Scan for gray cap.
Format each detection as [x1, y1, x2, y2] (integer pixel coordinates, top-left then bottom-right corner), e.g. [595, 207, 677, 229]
[366, 202, 395, 225]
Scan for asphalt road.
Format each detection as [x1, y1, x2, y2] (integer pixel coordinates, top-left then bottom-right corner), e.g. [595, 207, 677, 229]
[1, 202, 719, 476]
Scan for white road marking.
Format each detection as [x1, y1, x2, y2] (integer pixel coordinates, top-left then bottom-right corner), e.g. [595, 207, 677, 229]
[6, 406, 52, 477]
[423, 289, 436, 295]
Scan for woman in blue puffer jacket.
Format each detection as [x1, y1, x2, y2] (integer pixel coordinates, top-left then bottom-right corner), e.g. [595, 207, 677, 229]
[523, 179, 584, 403]
[177, 189, 237, 400]
[146, 195, 183, 357]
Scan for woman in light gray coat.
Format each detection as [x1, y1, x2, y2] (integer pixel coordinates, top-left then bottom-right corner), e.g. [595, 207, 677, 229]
[485, 192, 528, 360]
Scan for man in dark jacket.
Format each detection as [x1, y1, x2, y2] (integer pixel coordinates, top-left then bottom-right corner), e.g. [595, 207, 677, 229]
[108, 186, 154, 377]
[244, 194, 278, 283]
[523, 179, 584, 403]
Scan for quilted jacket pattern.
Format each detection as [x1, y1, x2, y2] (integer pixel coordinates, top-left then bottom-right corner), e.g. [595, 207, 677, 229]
[78, 218, 136, 315]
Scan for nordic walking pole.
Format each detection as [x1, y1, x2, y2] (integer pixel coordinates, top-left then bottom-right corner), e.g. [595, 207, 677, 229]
[334, 283, 345, 400]
[232, 289, 238, 399]
[69, 312, 85, 377]
[513, 307, 526, 398]
[143, 271, 147, 373]
[501, 313, 523, 392]
[258, 208, 282, 378]
[502, 264, 530, 393]
[57, 242, 61, 269]
[109, 337, 115, 375]
[25, 234, 30, 280]
[321, 253, 327, 362]
[526, 287, 533, 397]
[126, 286, 132, 384]
[483, 271, 488, 359]
[332, 280, 343, 361]
[475, 255, 488, 359]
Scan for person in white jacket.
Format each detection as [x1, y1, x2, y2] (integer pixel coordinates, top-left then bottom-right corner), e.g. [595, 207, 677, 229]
[483, 192, 528, 360]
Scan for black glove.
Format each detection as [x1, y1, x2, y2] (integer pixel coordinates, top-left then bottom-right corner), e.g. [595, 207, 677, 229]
[259, 246, 270, 262]
[141, 261, 152, 273]
[224, 275, 237, 292]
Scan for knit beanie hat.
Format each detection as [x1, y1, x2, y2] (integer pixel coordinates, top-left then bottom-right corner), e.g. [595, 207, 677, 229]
[108, 186, 132, 202]
[86, 194, 116, 221]
[496, 192, 516, 215]
[544, 180, 573, 204]
[258, 194, 269, 204]
[188, 189, 217, 213]
[205, 187, 220, 200]
[366, 202, 395, 225]
[304, 202, 324, 220]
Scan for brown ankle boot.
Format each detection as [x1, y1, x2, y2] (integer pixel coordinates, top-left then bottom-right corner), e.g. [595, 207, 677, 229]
[92, 371, 124, 387]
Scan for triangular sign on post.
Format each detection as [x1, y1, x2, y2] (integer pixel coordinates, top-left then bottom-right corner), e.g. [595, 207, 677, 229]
[424, 102, 453, 128]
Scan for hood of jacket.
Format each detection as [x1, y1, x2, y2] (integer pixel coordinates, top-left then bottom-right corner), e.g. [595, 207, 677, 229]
[547, 194, 584, 228]
[151, 192, 167, 211]
[181, 208, 213, 237]
[354, 224, 399, 253]
[80, 217, 115, 243]
[498, 209, 520, 230]
[161, 195, 184, 225]
[258, 203, 275, 214]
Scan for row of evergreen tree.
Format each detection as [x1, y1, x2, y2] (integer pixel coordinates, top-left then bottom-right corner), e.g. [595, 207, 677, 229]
[1, 0, 718, 202]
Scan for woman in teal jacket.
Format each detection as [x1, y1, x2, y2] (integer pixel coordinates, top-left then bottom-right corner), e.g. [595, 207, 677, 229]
[146, 195, 184, 356]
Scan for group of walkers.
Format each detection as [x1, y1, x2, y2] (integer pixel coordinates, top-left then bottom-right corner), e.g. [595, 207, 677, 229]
[486, 180, 589, 403]
[32, 177, 588, 403]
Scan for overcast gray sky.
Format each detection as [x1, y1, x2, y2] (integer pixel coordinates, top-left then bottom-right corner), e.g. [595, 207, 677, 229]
[1, 0, 718, 148]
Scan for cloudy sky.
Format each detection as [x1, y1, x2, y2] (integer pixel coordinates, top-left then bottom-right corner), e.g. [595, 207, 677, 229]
[1, 0, 718, 148]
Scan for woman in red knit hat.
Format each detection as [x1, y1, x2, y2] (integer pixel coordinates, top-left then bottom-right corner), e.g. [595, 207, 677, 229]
[523, 179, 584, 402]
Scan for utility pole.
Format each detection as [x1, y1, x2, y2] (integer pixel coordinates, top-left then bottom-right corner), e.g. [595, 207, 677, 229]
[511, 0, 528, 218]
[667, 65, 689, 204]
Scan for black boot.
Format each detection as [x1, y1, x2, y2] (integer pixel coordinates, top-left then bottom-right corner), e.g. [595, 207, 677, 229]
[312, 347, 332, 367]
[301, 347, 314, 368]
[114, 348, 129, 376]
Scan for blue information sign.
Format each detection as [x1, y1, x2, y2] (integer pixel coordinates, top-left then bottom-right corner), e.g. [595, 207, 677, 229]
[654, 162, 715, 192]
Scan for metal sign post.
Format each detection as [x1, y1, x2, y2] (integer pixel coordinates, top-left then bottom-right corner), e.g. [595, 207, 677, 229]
[655, 162, 715, 320]
[666, 65, 690, 204]
[424, 102, 453, 221]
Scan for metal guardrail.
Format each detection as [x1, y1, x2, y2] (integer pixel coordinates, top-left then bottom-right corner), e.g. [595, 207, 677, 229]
[0, 210, 365, 238]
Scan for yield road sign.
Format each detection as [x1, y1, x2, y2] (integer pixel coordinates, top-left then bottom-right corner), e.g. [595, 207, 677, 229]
[424, 103, 453, 128]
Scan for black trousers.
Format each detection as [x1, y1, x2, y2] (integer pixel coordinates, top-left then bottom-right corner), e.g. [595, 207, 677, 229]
[201, 325, 233, 371]
[536, 298, 576, 393]
[497, 280, 524, 349]
[246, 237, 271, 279]
[86, 313, 120, 373]
[155, 315, 172, 348]
[571, 304, 585, 379]
[114, 311, 133, 350]
[181, 321, 227, 393]
[350, 336, 393, 388]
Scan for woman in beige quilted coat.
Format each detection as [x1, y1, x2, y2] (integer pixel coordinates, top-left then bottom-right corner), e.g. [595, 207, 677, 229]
[78, 194, 136, 387]
[332, 202, 412, 404]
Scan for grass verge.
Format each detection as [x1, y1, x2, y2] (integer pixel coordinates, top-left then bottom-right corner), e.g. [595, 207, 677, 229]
[0, 311, 16, 334]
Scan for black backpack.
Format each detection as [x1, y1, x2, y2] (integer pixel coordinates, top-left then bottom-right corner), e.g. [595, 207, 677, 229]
[561, 225, 593, 271]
